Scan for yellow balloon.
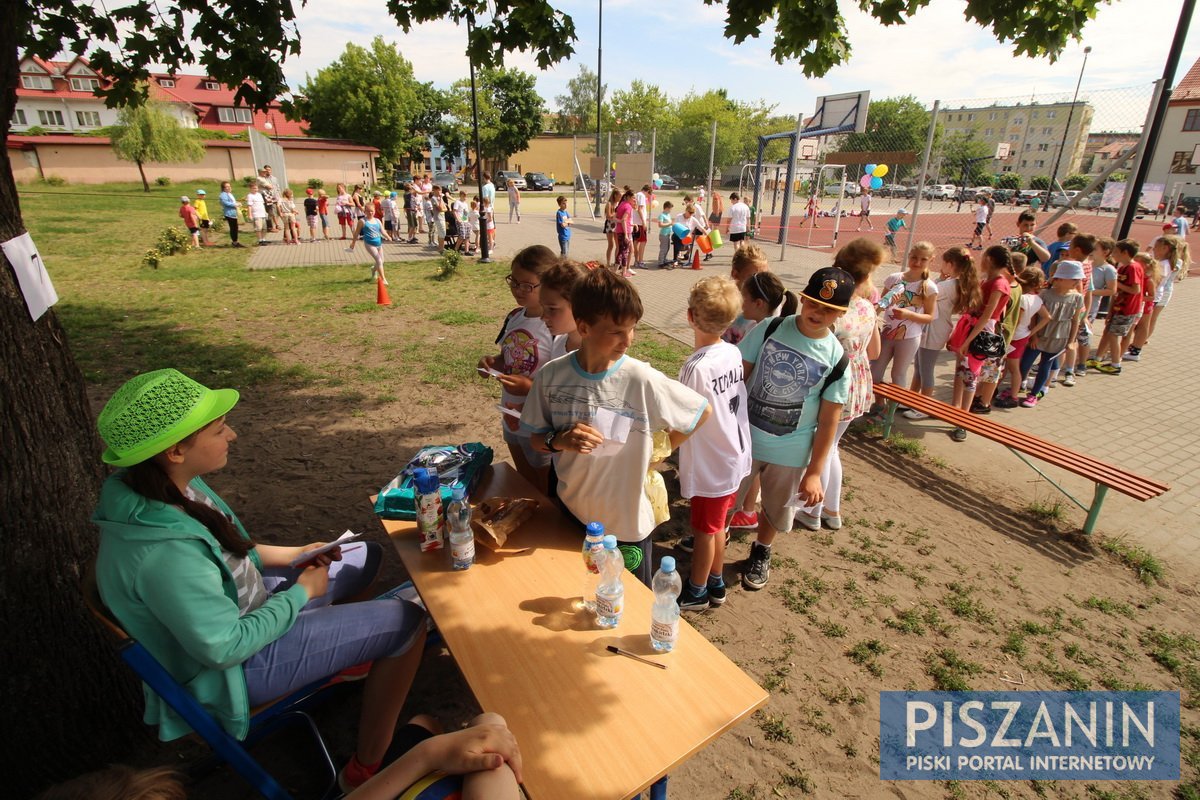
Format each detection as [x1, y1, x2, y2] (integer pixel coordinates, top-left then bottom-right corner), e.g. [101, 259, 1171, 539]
[611, 162, 617, 169]
[873, 164, 889, 178]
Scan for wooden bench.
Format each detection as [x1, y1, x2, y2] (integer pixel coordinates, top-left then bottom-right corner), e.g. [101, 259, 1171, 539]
[872, 382, 1170, 535]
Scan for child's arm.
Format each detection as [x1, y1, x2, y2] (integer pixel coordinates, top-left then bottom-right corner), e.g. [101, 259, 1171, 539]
[496, 374, 533, 396]
[530, 423, 603, 454]
[866, 324, 882, 361]
[895, 285, 937, 325]
[797, 399, 843, 505]
[1027, 306, 1051, 348]
[667, 405, 712, 450]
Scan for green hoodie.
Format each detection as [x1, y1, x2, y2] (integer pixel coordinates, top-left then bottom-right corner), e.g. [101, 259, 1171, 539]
[92, 472, 309, 741]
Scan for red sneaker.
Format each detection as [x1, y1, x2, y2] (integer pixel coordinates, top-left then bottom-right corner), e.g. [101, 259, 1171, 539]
[729, 511, 758, 529]
[328, 660, 373, 685]
[338, 754, 381, 792]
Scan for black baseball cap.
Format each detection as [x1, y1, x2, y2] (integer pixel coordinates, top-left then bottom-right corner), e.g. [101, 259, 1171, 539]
[800, 267, 855, 311]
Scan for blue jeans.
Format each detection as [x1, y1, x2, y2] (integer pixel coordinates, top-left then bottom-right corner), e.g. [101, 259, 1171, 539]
[559, 237, 570, 257]
[1019, 347, 1061, 397]
[243, 542, 426, 704]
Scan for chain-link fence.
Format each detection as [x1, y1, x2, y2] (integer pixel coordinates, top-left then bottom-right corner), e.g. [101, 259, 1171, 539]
[747, 83, 1155, 261]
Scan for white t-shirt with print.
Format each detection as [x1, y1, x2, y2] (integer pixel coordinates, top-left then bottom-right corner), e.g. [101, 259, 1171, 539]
[1012, 293, 1044, 341]
[728, 202, 750, 234]
[881, 273, 938, 340]
[520, 354, 707, 541]
[738, 318, 849, 468]
[920, 277, 958, 350]
[635, 192, 648, 226]
[677, 342, 752, 498]
[498, 308, 554, 423]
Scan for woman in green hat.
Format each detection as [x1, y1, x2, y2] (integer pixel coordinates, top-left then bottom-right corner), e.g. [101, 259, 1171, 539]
[92, 369, 522, 794]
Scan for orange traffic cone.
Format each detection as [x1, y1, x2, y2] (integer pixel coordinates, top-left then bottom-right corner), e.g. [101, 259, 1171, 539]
[376, 274, 391, 306]
[691, 249, 702, 270]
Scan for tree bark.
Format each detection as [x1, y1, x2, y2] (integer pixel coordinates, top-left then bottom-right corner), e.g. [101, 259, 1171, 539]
[1, 11, 149, 796]
[137, 159, 149, 192]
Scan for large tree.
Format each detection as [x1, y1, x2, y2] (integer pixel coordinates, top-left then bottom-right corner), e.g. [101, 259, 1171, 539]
[554, 63, 606, 136]
[110, 99, 206, 191]
[8, 0, 1111, 795]
[292, 37, 426, 165]
[450, 67, 544, 164]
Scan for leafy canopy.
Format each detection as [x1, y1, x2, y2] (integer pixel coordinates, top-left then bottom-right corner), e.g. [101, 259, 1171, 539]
[555, 64, 606, 136]
[109, 100, 204, 190]
[449, 67, 544, 161]
[21, 0, 1107, 118]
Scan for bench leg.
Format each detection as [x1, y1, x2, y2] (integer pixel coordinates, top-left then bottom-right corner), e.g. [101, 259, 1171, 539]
[1082, 484, 1108, 536]
[648, 775, 668, 799]
[882, 400, 899, 439]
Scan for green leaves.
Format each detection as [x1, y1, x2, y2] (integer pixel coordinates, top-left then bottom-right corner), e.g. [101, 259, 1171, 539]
[450, 67, 545, 161]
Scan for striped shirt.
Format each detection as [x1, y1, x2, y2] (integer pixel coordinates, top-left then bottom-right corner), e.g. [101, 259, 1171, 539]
[185, 486, 268, 616]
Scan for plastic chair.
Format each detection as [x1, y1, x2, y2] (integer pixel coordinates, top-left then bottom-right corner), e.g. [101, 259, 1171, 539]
[82, 564, 339, 800]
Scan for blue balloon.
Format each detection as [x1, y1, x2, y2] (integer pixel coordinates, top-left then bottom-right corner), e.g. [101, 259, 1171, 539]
[865, 163, 877, 174]
[870, 176, 884, 190]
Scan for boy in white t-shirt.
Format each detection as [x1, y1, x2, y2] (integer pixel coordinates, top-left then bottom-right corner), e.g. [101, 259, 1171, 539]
[676, 276, 752, 610]
[727, 193, 751, 249]
[521, 269, 711, 586]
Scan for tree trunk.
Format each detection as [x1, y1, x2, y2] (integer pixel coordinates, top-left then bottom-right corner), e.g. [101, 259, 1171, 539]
[1, 13, 149, 797]
[137, 159, 149, 192]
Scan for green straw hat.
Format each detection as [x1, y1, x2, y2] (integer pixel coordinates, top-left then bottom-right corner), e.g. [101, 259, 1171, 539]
[98, 369, 239, 467]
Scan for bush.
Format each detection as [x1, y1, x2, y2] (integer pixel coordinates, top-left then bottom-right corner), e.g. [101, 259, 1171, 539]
[22, 126, 48, 136]
[42, 175, 67, 186]
[435, 249, 462, 280]
[307, 178, 325, 190]
[242, 175, 258, 187]
[155, 226, 192, 256]
[142, 249, 164, 269]
[155, 176, 172, 186]
[1029, 175, 1051, 190]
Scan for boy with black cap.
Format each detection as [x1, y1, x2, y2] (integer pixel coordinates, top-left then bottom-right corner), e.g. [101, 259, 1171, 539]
[737, 267, 854, 590]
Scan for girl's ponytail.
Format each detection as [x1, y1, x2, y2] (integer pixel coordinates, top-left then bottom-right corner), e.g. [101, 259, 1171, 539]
[780, 290, 799, 317]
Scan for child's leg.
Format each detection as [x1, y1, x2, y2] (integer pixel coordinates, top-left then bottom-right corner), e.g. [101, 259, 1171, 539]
[887, 337, 921, 387]
[1018, 345, 1040, 383]
[1004, 356, 1022, 397]
[658, 236, 670, 265]
[1030, 351, 1058, 396]
[817, 419, 852, 520]
[955, 358, 978, 410]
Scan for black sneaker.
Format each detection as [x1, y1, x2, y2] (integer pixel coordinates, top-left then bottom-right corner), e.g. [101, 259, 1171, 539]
[677, 535, 695, 554]
[707, 582, 727, 606]
[741, 542, 771, 591]
[678, 584, 710, 611]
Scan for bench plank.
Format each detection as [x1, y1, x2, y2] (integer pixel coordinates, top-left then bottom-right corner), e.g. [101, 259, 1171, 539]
[873, 382, 1169, 502]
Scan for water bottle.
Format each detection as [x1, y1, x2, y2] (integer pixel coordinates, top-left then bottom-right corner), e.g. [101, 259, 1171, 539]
[580, 522, 606, 612]
[877, 280, 906, 308]
[413, 468, 444, 552]
[446, 485, 475, 570]
[594, 535, 624, 629]
[650, 556, 683, 652]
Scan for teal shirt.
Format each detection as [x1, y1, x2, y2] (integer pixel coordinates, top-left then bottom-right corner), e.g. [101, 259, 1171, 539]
[738, 316, 849, 467]
[93, 473, 309, 741]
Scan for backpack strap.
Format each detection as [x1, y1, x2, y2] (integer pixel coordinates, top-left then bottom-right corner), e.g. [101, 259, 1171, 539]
[494, 308, 521, 345]
[820, 352, 850, 398]
[761, 315, 785, 341]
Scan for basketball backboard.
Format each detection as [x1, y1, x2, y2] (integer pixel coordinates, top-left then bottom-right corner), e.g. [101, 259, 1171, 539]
[996, 142, 1011, 160]
[804, 91, 870, 136]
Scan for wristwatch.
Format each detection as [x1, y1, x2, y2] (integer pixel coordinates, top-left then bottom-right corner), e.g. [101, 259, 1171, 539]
[544, 430, 561, 453]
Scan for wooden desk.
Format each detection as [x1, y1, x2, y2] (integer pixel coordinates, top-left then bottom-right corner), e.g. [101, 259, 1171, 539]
[376, 464, 767, 800]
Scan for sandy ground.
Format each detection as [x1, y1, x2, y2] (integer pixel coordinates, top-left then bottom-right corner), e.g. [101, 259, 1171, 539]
[104, 372, 1197, 800]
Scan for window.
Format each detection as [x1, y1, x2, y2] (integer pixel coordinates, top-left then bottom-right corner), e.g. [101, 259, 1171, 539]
[1012, 117, 1023, 126]
[989, 112, 997, 121]
[217, 107, 253, 124]
[1024, 143, 1032, 151]
[1021, 160, 1028, 167]
[204, 81, 221, 90]
[985, 128, 993, 137]
[76, 110, 101, 127]
[159, 78, 175, 88]
[1032, 111, 1039, 119]
[1047, 110, 1057, 118]
[12, 109, 26, 126]
[70, 77, 100, 92]
[37, 109, 65, 126]
[967, 113, 975, 121]
[1185, 109, 1200, 131]
[21, 75, 52, 90]
[1011, 135, 1020, 142]
[1170, 151, 1197, 174]
[1038, 143, 1049, 152]
[1043, 127, 1053, 135]
[1034, 159, 1046, 168]
[956, 114, 962, 121]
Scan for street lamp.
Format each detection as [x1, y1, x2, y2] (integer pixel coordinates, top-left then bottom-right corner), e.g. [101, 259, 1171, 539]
[263, 113, 280, 143]
[1047, 45, 1092, 199]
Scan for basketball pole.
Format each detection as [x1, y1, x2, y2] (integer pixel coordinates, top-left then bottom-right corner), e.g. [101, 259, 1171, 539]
[778, 111, 804, 262]
[904, 99, 940, 268]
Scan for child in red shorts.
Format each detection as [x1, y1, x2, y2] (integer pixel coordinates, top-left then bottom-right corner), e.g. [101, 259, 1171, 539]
[675, 276, 752, 610]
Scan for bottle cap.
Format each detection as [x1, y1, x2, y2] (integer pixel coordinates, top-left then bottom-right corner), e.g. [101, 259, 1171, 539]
[602, 534, 617, 549]
[451, 485, 466, 500]
[413, 468, 439, 494]
[586, 521, 605, 536]
[660, 556, 676, 573]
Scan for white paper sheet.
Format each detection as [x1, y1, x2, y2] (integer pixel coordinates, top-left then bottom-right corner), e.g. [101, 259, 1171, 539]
[495, 404, 523, 419]
[1, 232, 57, 321]
[288, 530, 364, 567]
[589, 407, 633, 457]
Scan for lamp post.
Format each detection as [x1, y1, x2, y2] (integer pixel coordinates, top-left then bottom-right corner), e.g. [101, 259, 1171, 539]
[594, 0, 604, 216]
[466, 12, 491, 263]
[1047, 46, 1091, 199]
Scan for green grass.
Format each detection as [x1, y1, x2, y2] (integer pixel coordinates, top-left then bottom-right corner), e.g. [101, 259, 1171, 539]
[1082, 596, 1135, 618]
[757, 712, 795, 744]
[924, 648, 984, 690]
[1099, 537, 1165, 586]
[847, 639, 888, 677]
[944, 582, 996, 625]
[1026, 497, 1066, 522]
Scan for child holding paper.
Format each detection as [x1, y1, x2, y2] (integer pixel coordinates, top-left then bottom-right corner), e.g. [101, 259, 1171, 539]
[521, 269, 711, 586]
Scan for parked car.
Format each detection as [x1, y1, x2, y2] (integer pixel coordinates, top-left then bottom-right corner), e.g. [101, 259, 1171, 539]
[657, 175, 679, 190]
[524, 172, 554, 191]
[967, 186, 994, 196]
[992, 188, 1017, 203]
[924, 184, 957, 199]
[1049, 190, 1081, 208]
[494, 170, 525, 191]
[881, 183, 913, 198]
[432, 172, 458, 194]
[392, 169, 414, 189]
[1078, 192, 1103, 209]
[1016, 189, 1047, 205]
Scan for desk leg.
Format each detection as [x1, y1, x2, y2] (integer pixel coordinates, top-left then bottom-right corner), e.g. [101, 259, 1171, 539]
[1082, 484, 1108, 536]
[647, 775, 668, 799]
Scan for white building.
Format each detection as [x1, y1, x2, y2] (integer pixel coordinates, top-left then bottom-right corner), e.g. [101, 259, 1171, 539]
[1145, 56, 1200, 205]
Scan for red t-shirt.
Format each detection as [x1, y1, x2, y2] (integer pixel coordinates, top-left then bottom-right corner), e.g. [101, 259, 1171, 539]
[1115, 262, 1144, 316]
[179, 205, 199, 228]
[982, 275, 1012, 323]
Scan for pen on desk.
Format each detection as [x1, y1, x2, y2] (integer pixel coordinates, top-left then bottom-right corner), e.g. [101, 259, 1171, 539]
[606, 645, 667, 670]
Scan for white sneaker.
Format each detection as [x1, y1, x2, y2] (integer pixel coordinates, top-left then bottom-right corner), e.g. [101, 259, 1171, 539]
[902, 409, 929, 420]
[1063, 373, 1076, 387]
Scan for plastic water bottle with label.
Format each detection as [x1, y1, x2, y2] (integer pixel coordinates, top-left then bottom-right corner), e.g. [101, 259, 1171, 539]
[650, 556, 682, 652]
[413, 468, 444, 552]
[877, 280, 906, 308]
[580, 521, 606, 612]
[446, 485, 475, 570]
[594, 535, 624, 629]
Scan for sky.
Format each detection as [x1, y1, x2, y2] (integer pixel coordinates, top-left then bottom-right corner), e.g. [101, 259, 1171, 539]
[281, 0, 1200, 134]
